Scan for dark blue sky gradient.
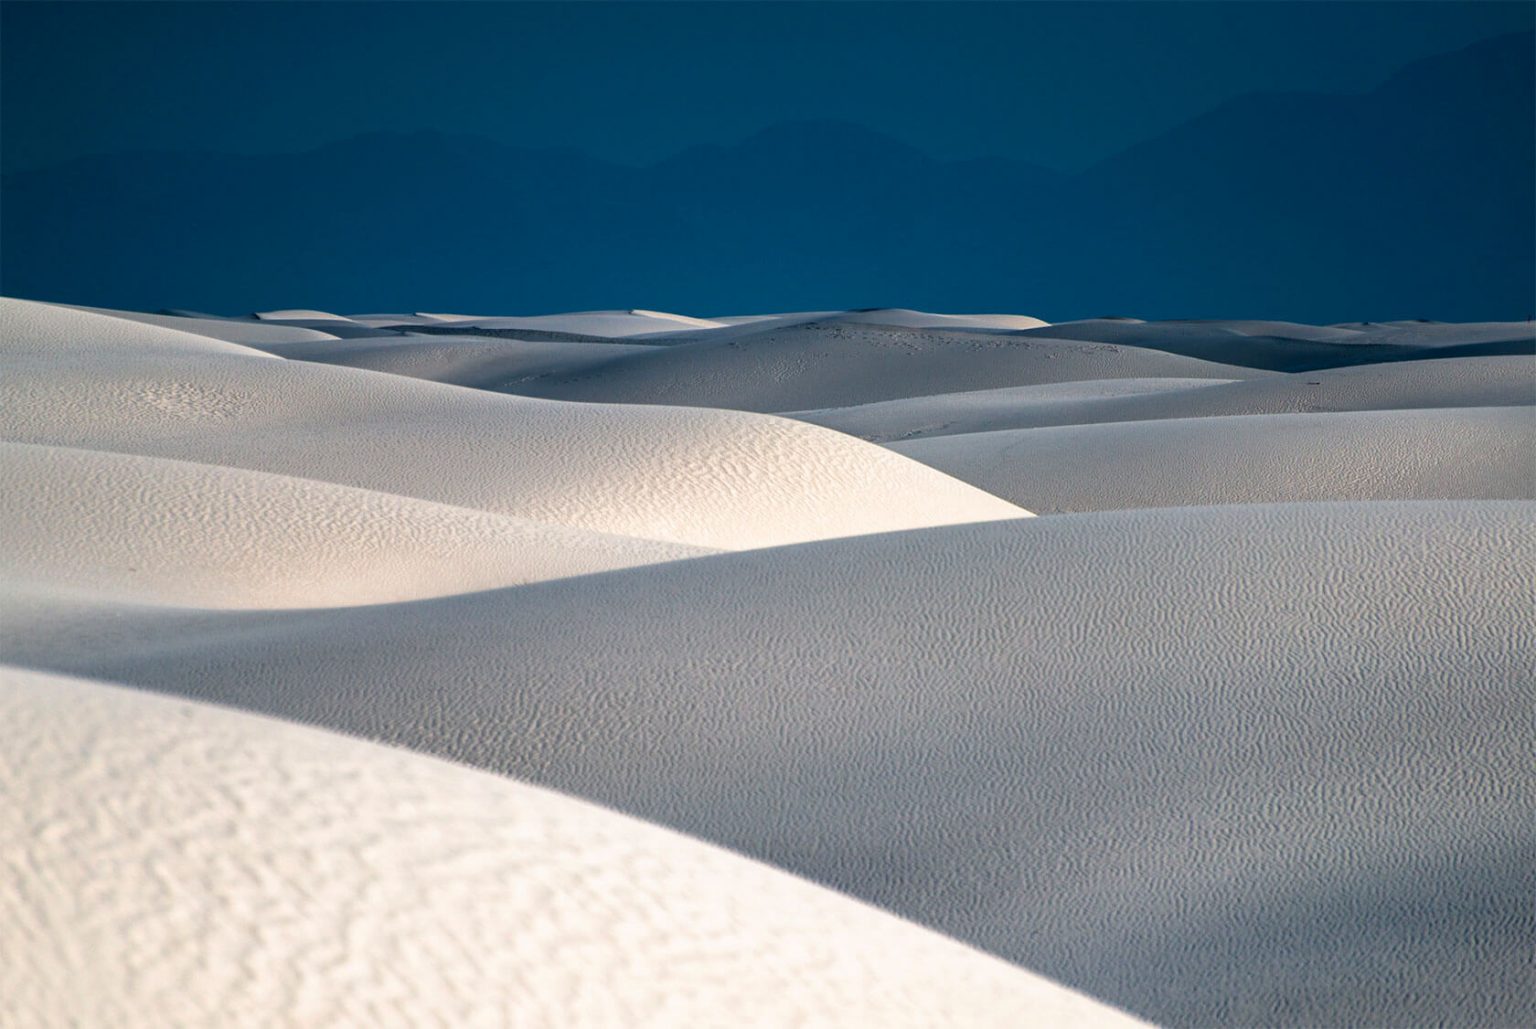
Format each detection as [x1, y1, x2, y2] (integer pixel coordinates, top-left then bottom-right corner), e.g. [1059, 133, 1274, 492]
[4, 2, 1532, 173]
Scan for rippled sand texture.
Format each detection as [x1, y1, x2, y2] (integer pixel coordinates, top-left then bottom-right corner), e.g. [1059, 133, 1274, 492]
[3, 297, 1532, 1026]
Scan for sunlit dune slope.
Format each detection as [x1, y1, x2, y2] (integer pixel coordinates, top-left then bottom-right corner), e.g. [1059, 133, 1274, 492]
[1, 299, 1030, 549]
[7, 501, 1530, 1028]
[0, 667, 1140, 1027]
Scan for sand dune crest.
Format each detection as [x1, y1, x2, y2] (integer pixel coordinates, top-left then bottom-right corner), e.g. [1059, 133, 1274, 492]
[0, 667, 1140, 1026]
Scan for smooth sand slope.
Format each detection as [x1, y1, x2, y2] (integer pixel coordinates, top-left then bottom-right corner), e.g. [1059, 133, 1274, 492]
[791, 378, 1236, 442]
[9, 502, 1531, 1028]
[826, 308, 1050, 331]
[0, 442, 709, 608]
[7, 298, 1532, 1026]
[0, 667, 1138, 1027]
[508, 319, 1264, 412]
[260, 334, 657, 390]
[66, 303, 343, 344]
[2, 299, 1029, 549]
[798, 354, 1534, 436]
[362, 310, 727, 337]
[255, 308, 356, 321]
[634, 309, 1051, 342]
[4, 297, 280, 361]
[666, 309, 1051, 336]
[890, 407, 1536, 513]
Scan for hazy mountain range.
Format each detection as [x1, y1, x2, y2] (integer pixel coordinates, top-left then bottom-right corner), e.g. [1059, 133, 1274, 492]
[2, 30, 1530, 322]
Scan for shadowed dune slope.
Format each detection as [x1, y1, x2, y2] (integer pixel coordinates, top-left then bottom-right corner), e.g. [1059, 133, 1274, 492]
[0, 667, 1139, 1027]
[365, 310, 727, 337]
[261, 335, 657, 390]
[790, 308, 1050, 332]
[890, 407, 1536, 513]
[1, 301, 1028, 549]
[1020, 318, 1535, 371]
[507, 320, 1264, 412]
[790, 378, 1234, 442]
[622, 309, 1048, 344]
[797, 355, 1534, 436]
[0, 442, 709, 608]
[7, 502, 1530, 1028]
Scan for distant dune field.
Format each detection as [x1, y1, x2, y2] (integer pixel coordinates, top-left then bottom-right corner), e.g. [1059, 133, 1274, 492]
[3, 296, 1532, 1027]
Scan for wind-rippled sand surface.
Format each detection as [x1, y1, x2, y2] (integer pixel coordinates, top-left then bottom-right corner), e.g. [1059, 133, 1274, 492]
[3, 297, 1532, 1026]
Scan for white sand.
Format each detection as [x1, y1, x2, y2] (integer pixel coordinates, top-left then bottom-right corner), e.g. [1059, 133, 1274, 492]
[358, 310, 729, 337]
[1024, 317, 1534, 371]
[795, 354, 1533, 435]
[5, 297, 1533, 1026]
[254, 308, 357, 321]
[0, 667, 1138, 1027]
[511, 319, 1264, 412]
[7, 501, 1531, 1027]
[0, 441, 709, 608]
[259, 334, 654, 390]
[2, 299, 1029, 550]
[791, 377, 1235, 441]
[817, 308, 1050, 331]
[890, 407, 1536, 512]
[66, 303, 343, 343]
[678, 309, 1048, 337]
[4, 297, 280, 361]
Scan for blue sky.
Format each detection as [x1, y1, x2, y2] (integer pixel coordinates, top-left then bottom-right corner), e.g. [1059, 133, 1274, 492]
[4, 2, 1532, 171]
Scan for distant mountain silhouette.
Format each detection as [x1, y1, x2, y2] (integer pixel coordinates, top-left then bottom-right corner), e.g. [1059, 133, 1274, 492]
[2, 31, 1530, 321]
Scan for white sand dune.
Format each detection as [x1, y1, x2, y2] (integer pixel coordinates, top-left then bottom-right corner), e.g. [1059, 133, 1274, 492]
[360, 310, 729, 337]
[1024, 317, 1535, 371]
[816, 308, 1050, 331]
[2, 300, 1028, 549]
[890, 407, 1536, 512]
[3, 297, 279, 361]
[791, 377, 1236, 442]
[625, 308, 1050, 345]
[8, 501, 1530, 1028]
[510, 319, 1264, 412]
[797, 354, 1533, 436]
[254, 308, 356, 322]
[624, 311, 847, 344]
[260, 334, 655, 390]
[0, 442, 708, 608]
[1325, 319, 1536, 346]
[1045, 317, 1364, 343]
[0, 667, 1138, 1027]
[65, 303, 343, 343]
[7, 295, 1533, 1026]
[682, 309, 1047, 336]
[347, 312, 474, 326]
[244, 313, 418, 338]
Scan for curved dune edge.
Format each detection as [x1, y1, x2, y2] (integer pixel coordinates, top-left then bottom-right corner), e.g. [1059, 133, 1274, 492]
[6, 292, 1530, 1027]
[509, 318, 1263, 413]
[789, 377, 1236, 442]
[0, 666, 1141, 1027]
[10, 501, 1528, 1027]
[2, 317, 1032, 550]
[792, 355, 1535, 436]
[0, 442, 711, 608]
[2, 297, 279, 360]
[64, 303, 343, 344]
[889, 406, 1536, 513]
[259, 335, 657, 390]
[361, 310, 729, 337]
